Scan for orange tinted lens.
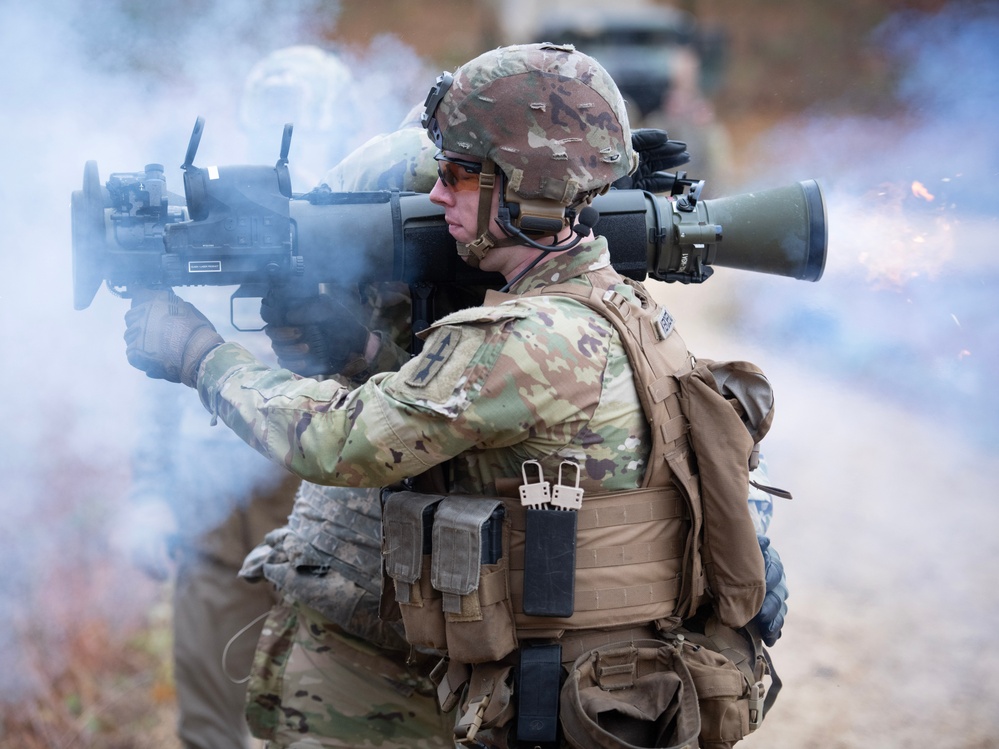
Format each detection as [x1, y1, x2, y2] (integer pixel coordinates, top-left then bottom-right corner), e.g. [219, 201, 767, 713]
[437, 160, 479, 191]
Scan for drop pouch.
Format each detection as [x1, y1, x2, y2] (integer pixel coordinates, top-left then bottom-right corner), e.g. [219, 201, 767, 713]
[560, 640, 701, 749]
[679, 615, 780, 749]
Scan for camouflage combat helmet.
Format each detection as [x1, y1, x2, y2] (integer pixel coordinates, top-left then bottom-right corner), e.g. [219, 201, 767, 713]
[423, 42, 638, 206]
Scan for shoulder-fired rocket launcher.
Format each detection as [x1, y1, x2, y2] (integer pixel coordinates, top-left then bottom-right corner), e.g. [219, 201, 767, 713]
[72, 118, 827, 316]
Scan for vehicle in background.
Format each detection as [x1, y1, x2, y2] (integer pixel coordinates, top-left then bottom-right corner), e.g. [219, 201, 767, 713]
[532, 6, 726, 120]
[532, 5, 732, 192]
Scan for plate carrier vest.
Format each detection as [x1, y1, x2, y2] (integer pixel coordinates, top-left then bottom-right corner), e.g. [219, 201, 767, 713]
[382, 264, 771, 665]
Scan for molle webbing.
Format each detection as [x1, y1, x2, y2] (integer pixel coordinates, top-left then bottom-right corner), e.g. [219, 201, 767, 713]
[533, 271, 768, 627]
[504, 485, 701, 632]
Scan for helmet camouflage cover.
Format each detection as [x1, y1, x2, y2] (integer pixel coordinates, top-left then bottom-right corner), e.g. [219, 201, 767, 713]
[425, 42, 638, 206]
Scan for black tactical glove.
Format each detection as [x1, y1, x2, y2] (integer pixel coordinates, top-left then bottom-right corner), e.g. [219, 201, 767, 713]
[753, 534, 788, 647]
[260, 291, 370, 377]
[124, 289, 225, 388]
[612, 128, 691, 193]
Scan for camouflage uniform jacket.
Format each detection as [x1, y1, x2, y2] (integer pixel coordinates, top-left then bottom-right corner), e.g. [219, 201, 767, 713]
[197, 236, 650, 497]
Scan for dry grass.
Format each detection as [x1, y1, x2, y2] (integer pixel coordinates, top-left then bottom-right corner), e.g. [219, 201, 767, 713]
[0, 582, 179, 749]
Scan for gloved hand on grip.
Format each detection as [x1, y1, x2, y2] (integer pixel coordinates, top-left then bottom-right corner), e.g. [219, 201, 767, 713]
[124, 289, 224, 388]
[753, 534, 788, 647]
[260, 291, 371, 377]
[612, 128, 691, 193]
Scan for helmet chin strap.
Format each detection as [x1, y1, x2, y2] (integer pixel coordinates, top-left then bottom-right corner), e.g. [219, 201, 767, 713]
[457, 160, 521, 268]
[459, 162, 598, 270]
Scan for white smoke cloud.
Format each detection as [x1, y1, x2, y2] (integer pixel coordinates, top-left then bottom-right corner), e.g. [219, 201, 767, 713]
[0, 0, 429, 704]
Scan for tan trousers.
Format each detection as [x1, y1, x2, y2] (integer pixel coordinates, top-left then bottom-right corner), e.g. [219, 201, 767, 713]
[173, 549, 279, 749]
[173, 472, 299, 749]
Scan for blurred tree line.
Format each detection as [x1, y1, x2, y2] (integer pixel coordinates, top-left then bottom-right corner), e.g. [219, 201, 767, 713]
[69, 0, 959, 125]
[328, 0, 955, 116]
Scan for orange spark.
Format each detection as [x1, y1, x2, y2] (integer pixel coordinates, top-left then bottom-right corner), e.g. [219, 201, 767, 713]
[911, 181, 935, 201]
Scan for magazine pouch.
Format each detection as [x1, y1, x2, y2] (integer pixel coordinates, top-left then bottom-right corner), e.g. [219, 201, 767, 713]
[432, 495, 517, 663]
[382, 490, 447, 651]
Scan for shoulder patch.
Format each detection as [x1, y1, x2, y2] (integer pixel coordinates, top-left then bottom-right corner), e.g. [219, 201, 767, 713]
[406, 327, 463, 388]
[418, 303, 531, 338]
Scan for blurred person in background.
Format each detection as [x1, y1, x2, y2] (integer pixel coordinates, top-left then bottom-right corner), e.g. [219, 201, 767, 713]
[642, 41, 734, 194]
[532, 5, 733, 193]
[114, 44, 366, 749]
[236, 120, 457, 748]
[117, 371, 298, 749]
[240, 45, 365, 189]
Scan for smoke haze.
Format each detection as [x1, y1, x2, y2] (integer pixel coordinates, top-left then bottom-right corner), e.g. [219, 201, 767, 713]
[730, 2, 999, 449]
[0, 0, 430, 705]
[1, 0, 997, 744]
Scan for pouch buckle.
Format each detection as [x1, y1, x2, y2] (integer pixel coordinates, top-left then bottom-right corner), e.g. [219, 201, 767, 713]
[748, 680, 765, 731]
[455, 693, 490, 744]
